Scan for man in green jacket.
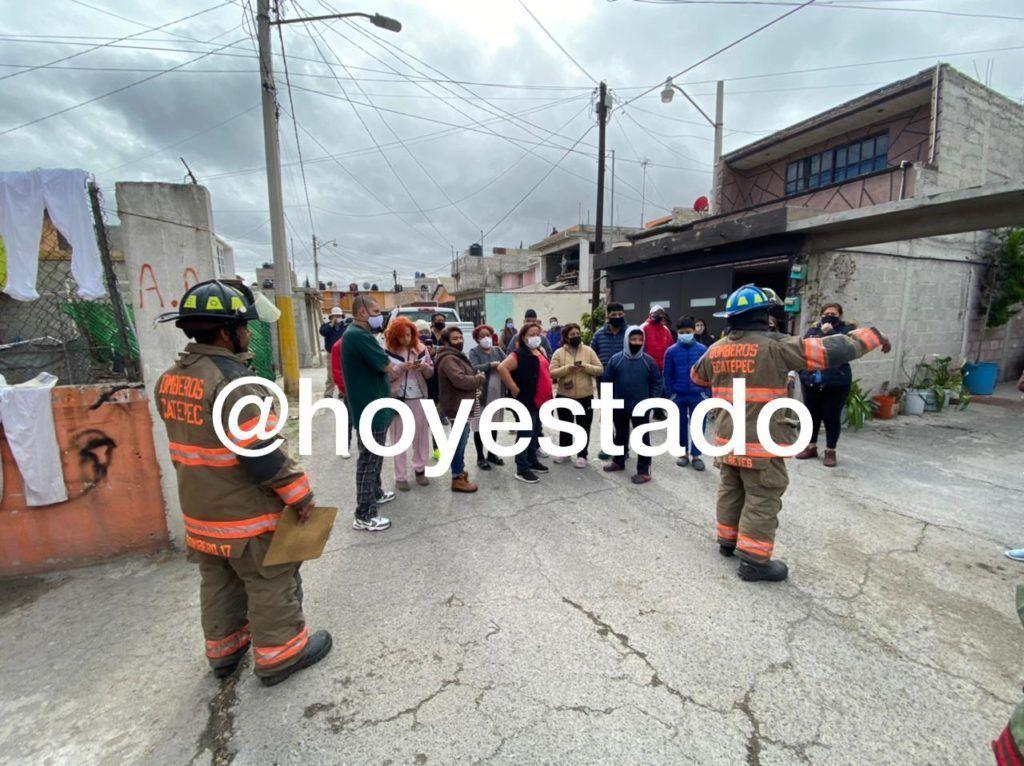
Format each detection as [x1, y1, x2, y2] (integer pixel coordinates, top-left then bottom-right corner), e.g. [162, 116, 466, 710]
[340, 295, 396, 532]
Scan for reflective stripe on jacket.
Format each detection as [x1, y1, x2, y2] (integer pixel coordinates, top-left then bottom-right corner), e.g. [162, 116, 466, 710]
[156, 343, 312, 556]
[691, 327, 886, 469]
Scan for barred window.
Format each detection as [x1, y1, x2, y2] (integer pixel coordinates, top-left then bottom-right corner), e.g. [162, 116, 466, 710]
[785, 132, 889, 195]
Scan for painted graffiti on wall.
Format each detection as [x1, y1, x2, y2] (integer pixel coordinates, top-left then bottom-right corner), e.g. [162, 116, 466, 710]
[138, 264, 200, 309]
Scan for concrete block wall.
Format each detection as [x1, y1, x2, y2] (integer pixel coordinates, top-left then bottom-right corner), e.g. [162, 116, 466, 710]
[803, 242, 976, 392]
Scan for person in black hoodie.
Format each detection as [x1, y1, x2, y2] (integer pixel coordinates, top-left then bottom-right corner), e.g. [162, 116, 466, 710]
[795, 302, 853, 467]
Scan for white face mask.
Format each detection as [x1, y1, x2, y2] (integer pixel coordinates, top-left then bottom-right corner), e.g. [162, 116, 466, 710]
[368, 315, 384, 330]
[479, 336, 493, 349]
[526, 335, 542, 349]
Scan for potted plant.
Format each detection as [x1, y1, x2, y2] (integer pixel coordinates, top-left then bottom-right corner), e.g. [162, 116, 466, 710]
[844, 379, 878, 429]
[904, 358, 935, 415]
[927, 356, 972, 411]
[964, 228, 1024, 395]
[872, 381, 901, 420]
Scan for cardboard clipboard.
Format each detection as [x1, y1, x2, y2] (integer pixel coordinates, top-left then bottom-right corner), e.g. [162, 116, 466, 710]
[263, 506, 339, 566]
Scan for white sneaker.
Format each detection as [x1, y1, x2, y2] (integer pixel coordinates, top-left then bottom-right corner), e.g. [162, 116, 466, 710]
[341, 451, 352, 460]
[575, 457, 587, 469]
[553, 456, 570, 464]
[353, 515, 391, 532]
[537, 449, 549, 459]
[377, 490, 396, 505]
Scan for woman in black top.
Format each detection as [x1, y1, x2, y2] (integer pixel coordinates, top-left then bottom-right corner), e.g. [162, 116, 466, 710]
[795, 302, 852, 467]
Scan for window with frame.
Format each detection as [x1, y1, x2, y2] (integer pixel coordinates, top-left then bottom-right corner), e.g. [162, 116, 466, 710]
[785, 132, 889, 195]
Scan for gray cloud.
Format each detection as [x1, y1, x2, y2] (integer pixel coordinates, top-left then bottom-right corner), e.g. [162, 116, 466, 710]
[2, 0, 1022, 284]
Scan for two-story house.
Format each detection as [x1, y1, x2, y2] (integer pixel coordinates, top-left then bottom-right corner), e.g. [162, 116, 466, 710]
[598, 65, 1024, 388]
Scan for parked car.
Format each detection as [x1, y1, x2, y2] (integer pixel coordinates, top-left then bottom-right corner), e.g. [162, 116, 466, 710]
[388, 305, 478, 352]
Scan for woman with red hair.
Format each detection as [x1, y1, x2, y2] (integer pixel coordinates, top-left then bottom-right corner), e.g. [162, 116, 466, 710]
[385, 316, 435, 491]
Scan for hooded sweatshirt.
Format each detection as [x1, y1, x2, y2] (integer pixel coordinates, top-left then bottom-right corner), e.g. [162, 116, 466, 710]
[642, 316, 674, 370]
[602, 325, 663, 411]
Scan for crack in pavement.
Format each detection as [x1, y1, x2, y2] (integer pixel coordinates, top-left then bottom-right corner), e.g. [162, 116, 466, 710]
[191, 655, 247, 766]
[330, 663, 466, 732]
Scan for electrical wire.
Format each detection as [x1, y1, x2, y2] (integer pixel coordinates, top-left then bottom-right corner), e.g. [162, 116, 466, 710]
[0, 34, 250, 137]
[617, 0, 819, 109]
[0, 0, 234, 83]
[518, 0, 598, 85]
[627, 0, 1024, 22]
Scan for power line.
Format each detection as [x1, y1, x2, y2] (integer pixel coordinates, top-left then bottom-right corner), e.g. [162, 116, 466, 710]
[627, 0, 1024, 22]
[618, 0, 819, 109]
[483, 124, 596, 241]
[0, 0, 234, 83]
[0, 34, 250, 137]
[518, 0, 598, 85]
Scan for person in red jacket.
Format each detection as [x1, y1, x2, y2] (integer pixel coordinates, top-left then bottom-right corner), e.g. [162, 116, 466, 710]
[642, 305, 674, 370]
[329, 335, 354, 457]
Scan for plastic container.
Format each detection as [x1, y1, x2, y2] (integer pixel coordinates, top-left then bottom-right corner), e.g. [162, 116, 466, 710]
[873, 394, 897, 419]
[904, 389, 927, 416]
[963, 361, 999, 396]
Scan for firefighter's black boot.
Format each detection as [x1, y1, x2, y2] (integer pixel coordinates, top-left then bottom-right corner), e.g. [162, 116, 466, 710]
[738, 558, 789, 582]
[211, 648, 247, 679]
[260, 630, 333, 687]
[719, 544, 735, 558]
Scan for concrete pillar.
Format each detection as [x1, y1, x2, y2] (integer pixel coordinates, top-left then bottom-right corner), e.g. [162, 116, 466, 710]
[577, 238, 591, 291]
[115, 182, 218, 546]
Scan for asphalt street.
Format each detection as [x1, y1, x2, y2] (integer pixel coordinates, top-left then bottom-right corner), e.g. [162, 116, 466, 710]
[1, 390, 1022, 765]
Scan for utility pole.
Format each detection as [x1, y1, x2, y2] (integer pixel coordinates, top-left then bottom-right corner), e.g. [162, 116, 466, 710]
[639, 159, 650, 227]
[258, 4, 402, 394]
[589, 81, 608, 329]
[713, 80, 724, 214]
[609, 149, 616, 239]
[257, 0, 299, 395]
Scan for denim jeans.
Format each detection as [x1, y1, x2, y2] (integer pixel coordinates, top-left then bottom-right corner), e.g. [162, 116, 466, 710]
[515, 406, 543, 473]
[450, 422, 470, 476]
[677, 399, 705, 457]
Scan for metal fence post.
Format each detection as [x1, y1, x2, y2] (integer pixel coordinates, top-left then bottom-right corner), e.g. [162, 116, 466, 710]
[88, 182, 139, 381]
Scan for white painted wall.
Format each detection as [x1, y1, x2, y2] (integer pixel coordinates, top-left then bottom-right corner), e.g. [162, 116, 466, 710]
[116, 182, 218, 545]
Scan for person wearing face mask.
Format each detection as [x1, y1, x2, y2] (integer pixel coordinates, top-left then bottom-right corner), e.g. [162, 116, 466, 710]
[664, 316, 710, 471]
[341, 294, 397, 532]
[500, 317, 517, 352]
[385, 317, 434, 492]
[522, 309, 553, 356]
[796, 303, 853, 468]
[467, 325, 507, 471]
[435, 327, 485, 493]
[549, 323, 603, 467]
[547, 317, 562, 352]
[498, 323, 554, 483]
[602, 326, 663, 483]
[591, 302, 628, 460]
[693, 317, 714, 348]
[642, 306, 675, 371]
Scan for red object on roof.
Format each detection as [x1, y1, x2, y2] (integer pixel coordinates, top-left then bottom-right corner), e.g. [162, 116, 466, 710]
[694, 196, 709, 213]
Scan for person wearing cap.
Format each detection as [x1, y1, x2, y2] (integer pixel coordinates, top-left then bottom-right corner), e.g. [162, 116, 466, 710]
[601, 325, 663, 484]
[522, 309, 552, 356]
[642, 305, 674, 371]
[319, 306, 347, 398]
[154, 280, 332, 686]
[691, 284, 891, 582]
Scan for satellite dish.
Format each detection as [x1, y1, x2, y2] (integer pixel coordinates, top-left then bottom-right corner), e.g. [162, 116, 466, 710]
[370, 283, 379, 291]
[694, 196, 710, 213]
[362, 281, 371, 290]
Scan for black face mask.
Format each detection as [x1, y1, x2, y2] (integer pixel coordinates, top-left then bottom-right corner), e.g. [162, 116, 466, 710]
[609, 316, 625, 328]
[629, 343, 644, 355]
[821, 315, 841, 327]
[451, 341, 464, 351]
[568, 336, 581, 347]
[433, 321, 445, 330]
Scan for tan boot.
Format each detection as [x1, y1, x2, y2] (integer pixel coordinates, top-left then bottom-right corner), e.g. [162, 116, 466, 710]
[395, 480, 410, 492]
[451, 474, 478, 493]
[823, 449, 837, 468]
[415, 471, 429, 486]
[795, 444, 818, 460]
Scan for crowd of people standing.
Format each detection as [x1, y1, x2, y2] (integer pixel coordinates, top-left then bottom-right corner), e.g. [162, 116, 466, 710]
[319, 295, 863, 534]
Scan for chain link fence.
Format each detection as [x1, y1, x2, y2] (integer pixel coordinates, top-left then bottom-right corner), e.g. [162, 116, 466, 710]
[248, 320, 276, 381]
[0, 215, 140, 385]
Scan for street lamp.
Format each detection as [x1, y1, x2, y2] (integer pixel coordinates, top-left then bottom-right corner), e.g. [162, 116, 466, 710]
[660, 75, 724, 214]
[272, 11, 402, 31]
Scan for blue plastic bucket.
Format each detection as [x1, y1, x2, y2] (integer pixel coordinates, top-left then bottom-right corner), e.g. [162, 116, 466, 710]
[963, 361, 999, 396]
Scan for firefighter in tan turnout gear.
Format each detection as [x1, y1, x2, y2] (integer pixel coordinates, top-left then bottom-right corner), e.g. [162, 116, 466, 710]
[155, 280, 332, 685]
[691, 284, 890, 583]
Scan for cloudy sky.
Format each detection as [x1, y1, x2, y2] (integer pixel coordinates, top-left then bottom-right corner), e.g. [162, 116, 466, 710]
[3, 0, 1022, 286]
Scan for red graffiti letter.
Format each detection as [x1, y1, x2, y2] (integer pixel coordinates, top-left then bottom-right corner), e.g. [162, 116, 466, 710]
[138, 263, 164, 310]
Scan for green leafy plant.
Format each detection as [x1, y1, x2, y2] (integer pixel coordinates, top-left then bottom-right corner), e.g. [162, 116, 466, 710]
[912, 356, 972, 411]
[975, 228, 1024, 359]
[580, 303, 606, 345]
[844, 379, 877, 429]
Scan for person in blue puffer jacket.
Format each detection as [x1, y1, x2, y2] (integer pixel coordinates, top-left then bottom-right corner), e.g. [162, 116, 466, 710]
[601, 325, 663, 484]
[664, 315, 710, 472]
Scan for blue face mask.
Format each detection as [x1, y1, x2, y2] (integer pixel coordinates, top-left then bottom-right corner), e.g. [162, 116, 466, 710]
[677, 332, 694, 344]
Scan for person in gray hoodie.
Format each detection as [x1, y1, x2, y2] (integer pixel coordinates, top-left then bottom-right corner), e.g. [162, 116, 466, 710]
[601, 325, 663, 483]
